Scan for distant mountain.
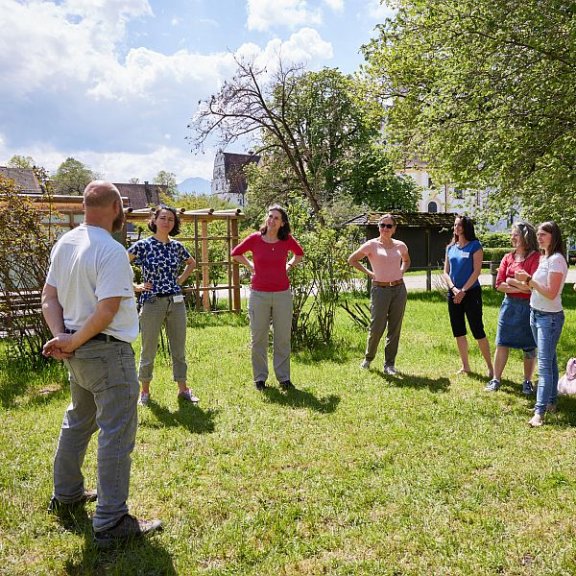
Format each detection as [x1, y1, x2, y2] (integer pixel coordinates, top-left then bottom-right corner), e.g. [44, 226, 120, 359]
[178, 177, 211, 195]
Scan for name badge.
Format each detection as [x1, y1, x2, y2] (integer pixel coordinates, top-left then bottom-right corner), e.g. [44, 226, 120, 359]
[172, 294, 184, 303]
[461, 252, 470, 259]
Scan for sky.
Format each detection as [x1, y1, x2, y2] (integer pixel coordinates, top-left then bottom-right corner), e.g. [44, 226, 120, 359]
[0, 0, 394, 186]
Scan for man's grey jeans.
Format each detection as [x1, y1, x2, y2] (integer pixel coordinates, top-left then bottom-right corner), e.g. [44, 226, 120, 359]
[56, 340, 139, 532]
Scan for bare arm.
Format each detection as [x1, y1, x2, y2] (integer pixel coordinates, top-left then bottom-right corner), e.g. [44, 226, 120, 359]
[128, 251, 150, 292]
[348, 247, 375, 279]
[42, 297, 122, 357]
[286, 254, 303, 271]
[442, 248, 454, 290]
[233, 254, 254, 272]
[400, 246, 411, 274]
[516, 269, 564, 300]
[501, 277, 530, 294]
[42, 283, 66, 337]
[178, 256, 197, 285]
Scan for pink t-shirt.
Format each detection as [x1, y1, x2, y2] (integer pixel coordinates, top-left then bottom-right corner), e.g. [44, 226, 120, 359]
[231, 232, 304, 292]
[358, 238, 408, 282]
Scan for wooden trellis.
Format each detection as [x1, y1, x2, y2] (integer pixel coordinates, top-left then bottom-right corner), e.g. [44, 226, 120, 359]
[125, 207, 244, 312]
[0, 194, 245, 316]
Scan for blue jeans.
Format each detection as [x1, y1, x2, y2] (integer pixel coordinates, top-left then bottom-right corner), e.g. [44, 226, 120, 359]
[138, 296, 188, 383]
[531, 309, 565, 415]
[56, 341, 139, 532]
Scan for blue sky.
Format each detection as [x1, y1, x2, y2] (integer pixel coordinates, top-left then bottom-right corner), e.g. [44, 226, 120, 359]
[0, 0, 393, 185]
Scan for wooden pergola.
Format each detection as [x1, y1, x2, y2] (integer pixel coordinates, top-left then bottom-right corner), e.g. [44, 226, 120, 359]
[3, 194, 245, 313]
[125, 207, 244, 312]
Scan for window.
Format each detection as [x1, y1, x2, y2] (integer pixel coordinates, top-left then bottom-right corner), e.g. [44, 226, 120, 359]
[428, 202, 438, 213]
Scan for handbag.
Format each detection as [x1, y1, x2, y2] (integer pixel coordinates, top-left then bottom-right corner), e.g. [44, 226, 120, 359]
[557, 357, 576, 395]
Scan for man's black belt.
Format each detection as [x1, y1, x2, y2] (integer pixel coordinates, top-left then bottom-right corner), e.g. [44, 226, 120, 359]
[64, 329, 124, 343]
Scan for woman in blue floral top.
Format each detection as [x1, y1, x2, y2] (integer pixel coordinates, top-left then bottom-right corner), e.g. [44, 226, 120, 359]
[128, 206, 198, 406]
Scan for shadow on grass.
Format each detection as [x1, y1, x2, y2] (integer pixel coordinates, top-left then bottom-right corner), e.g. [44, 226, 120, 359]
[375, 370, 451, 393]
[262, 386, 340, 413]
[0, 355, 67, 409]
[49, 505, 92, 536]
[552, 395, 576, 428]
[293, 339, 358, 365]
[144, 400, 218, 434]
[61, 520, 176, 576]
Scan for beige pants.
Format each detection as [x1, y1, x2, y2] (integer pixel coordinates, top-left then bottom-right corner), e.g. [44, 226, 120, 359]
[248, 289, 293, 383]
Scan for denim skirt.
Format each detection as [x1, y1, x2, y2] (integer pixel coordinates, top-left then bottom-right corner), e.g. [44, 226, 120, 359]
[496, 296, 536, 351]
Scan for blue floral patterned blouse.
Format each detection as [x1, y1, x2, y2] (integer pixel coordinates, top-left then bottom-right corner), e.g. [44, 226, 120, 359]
[128, 236, 191, 304]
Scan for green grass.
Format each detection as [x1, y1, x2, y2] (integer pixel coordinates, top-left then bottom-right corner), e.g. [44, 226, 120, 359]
[2, 288, 576, 575]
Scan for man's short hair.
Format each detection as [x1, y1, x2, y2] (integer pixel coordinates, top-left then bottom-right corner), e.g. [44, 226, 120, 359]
[83, 181, 121, 208]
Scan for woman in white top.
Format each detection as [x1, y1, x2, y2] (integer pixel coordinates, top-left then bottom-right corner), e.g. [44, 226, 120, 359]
[515, 221, 567, 427]
[348, 214, 410, 375]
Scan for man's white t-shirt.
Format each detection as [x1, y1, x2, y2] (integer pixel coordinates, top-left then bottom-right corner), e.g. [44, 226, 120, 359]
[46, 224, 139, 342]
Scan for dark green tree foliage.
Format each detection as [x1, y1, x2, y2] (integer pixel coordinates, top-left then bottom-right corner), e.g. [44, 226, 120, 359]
[52, 157, 94, 195]
[363, 0, 576, 231]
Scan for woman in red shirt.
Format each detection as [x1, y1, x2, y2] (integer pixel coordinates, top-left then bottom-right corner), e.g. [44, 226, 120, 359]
[485, 222, 540, 393]
[232, 206, 304, 391]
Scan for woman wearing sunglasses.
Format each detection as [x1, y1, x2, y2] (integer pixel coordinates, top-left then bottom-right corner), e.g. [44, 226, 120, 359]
[348, 214, 410, 375]
[443, 215, 493, 378]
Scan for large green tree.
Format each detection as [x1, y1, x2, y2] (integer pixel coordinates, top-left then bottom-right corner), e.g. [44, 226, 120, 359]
[7, 155, 36, 169]
[154, 170, 178, 197]
[52, 157, 95, 195]
[363, 0, 576, 231]
[190, 57, 417, 222]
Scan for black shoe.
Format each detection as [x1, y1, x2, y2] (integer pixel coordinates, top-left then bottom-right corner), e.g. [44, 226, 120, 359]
[255, 381, 267, 391]
[93, 514, 163, 548]
[48, 489, 97, 513]
[279, 380, 295, 391]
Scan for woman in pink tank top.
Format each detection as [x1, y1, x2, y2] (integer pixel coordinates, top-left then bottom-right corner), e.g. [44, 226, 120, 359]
[348, 214, 410, 375]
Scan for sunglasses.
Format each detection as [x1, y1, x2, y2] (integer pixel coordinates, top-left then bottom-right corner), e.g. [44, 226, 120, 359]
[379, 223, 394, 229]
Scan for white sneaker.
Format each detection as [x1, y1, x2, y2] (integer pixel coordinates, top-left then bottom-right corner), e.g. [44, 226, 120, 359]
[178, 389, 200, 403]
[529, 414, 544, 427]
[384, 365, 397, 375]
[360, 360, 371, 370]
[139, 392, 150, 406]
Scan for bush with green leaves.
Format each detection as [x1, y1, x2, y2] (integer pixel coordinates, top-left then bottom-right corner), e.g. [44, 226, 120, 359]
[0, 175, 55, 365]
[287, 203, 356, 349]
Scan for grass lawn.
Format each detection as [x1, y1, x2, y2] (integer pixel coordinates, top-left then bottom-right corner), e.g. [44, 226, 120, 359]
[2, 288, 576, 575]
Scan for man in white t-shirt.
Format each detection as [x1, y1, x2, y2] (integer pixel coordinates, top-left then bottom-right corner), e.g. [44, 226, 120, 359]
[42, 181, 162, 547]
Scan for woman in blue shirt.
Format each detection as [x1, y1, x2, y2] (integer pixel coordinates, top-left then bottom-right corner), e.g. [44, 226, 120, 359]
[443, 216, 494, 377]
[128, 206, 198, 406]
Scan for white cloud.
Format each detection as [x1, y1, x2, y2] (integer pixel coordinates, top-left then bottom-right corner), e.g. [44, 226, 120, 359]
[367, 0, 396, 20]
[323, 0, 344, 11]
[0, 0, 341, 184]
[87, 48, 237, 101]
[0, 0, 153, 95]
[0, 133, 214, 182]
[247, 0, 322, 31]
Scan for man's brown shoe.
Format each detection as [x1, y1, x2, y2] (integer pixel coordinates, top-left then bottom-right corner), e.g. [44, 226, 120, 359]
[93, 514, 163, 548]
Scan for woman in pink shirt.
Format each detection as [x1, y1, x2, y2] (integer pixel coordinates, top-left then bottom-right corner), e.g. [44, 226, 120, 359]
[232, 205, 304, 391]
[348, 214, 410, 375]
